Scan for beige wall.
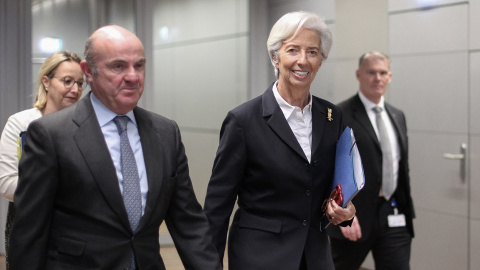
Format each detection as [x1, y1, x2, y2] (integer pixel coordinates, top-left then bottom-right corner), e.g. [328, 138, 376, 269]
[150, 0, 249, 207]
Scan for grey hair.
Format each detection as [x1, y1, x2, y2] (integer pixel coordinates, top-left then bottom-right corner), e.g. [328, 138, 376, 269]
[267, 11, 332, 78]
[84, 35, 98, 75]
[358, 51, 391, 68]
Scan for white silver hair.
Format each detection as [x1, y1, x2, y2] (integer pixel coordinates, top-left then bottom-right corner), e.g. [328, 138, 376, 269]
[267, 11, 332, 78]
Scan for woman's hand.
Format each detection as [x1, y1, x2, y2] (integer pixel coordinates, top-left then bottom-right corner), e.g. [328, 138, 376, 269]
[325, 200, 356, 226]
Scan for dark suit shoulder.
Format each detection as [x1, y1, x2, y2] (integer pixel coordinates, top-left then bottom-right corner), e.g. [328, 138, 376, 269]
[336, 95, 359, 111]
[229, 94, 263, 116]
[134, 106, 175, 125]
[385, 102, 405, 116]
[31, 102, 79, 130]
[132, 107, 181, 141]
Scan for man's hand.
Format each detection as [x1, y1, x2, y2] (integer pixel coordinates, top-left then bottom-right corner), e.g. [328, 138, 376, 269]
[340, 215, 362, 241]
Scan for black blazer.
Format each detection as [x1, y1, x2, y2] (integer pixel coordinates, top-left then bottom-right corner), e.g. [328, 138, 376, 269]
[204, 86, 344, 270]
[10, 93, 221, 270]
[328, 94, 415, 241]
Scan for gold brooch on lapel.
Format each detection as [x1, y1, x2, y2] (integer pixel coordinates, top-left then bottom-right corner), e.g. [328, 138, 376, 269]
[327, 108, 333, 121]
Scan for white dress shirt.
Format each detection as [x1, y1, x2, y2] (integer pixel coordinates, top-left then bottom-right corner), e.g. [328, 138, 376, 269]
[273, 82, 313, 163]
[90, 93, 148, 215]
[358, 91, 401, 187]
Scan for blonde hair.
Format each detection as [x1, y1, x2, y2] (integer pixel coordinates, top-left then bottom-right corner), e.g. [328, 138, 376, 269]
[33, 50, 82, 110]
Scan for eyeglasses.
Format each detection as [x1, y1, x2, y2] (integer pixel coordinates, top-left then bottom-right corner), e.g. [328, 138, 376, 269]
[53, 76, 85, 90]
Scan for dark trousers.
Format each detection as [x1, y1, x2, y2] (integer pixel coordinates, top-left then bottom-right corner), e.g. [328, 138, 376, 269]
[299, 252, 307, 270]
[330, 199, 412, 270]
[5, 202, 15, 270]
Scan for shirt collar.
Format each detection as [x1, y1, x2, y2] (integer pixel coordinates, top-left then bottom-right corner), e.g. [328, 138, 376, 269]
[90, 92, 137, 127]
[272, 81, 312, 119]
[358, 90, 385, 112]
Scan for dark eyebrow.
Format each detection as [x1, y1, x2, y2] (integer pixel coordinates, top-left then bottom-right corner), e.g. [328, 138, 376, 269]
[136, 58, 146, 65]
[109, 59, 128, 65]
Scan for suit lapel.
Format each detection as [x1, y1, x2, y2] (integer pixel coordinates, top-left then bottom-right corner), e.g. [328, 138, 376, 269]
[72, 95, 131, 230]
[262, 88, 307, 161]
[134, 108, 164, 230]
[351, 95, 381, 151]
[385, 103, 407, 152]
[311, 98, 328, 155]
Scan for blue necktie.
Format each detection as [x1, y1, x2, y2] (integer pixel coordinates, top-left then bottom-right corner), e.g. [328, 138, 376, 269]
[114, 115, 142, 269]
[373, 107, 396, 200]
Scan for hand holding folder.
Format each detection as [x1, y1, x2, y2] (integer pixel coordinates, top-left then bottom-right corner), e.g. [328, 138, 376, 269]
[321, 126, 365, 231]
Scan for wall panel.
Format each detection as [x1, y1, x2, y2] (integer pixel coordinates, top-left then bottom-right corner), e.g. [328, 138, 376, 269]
[153, 0, 248, 45]
[32, 0, 89, 58]
[411, 209, 468, 269]
[151, 0, 250, 246]
[181, 131, 220, 205]
[388, 53, 468, 133]
[335, 0, 388, 60]
[388, 0, 466, 12]
[470, 0, 480, 49]
[470, 137, 480, 219]
[410, 133, 469, 216]
[332, 59, 358, 103]
[268, 0, 335, 22]
[389, 5, 467, 55]
[471, 218, 480, 268]
[153, 37, 248, 130]
[470, 52, 480, 134]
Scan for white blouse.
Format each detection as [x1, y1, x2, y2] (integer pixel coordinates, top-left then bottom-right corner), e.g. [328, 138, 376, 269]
[0, 108, 42, 201]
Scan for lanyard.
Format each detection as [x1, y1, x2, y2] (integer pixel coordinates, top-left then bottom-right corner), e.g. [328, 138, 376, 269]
[391, 199, 399, 215]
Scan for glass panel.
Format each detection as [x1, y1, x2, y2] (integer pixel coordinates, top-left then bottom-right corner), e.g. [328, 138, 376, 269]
[31, 0, 136, 96]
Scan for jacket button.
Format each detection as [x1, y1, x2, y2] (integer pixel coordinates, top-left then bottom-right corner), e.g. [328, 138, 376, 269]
[313, 160, 319, 166]
[302, 220, 308, 226]
[305, 190, 311, 197]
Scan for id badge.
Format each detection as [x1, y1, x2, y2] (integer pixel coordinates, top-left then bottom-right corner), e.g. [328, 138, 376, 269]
[388, 213, 406, 227]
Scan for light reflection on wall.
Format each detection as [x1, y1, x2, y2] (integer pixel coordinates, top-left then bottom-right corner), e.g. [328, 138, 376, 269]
[416, 0, 438, 8]
[160, 26, 169, 41]
[39, 37, 63, 53]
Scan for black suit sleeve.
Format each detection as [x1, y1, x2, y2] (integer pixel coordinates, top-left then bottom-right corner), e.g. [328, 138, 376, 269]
[163, 121, 223, 270]
[204, 111, 246, 261]
[10, 121, 58, 269]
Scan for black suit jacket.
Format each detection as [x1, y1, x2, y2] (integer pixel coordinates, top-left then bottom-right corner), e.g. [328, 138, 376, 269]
[10, 93, 221, 270]
[204, 86, 344, 270]
[328, 94, 415, 241]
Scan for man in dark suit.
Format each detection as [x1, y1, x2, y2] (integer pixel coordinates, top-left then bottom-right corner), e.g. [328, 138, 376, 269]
[329, 51, 415, 270]
[9, 25, 221, 270]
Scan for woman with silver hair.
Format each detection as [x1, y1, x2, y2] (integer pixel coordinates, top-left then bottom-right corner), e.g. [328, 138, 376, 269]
[204, 11, 356, 270]
[0, 50, 83, 269]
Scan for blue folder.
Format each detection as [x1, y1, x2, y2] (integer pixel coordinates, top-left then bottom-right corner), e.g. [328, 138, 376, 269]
[331, 126, 365, 208]
[320, 126, 365, 231]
